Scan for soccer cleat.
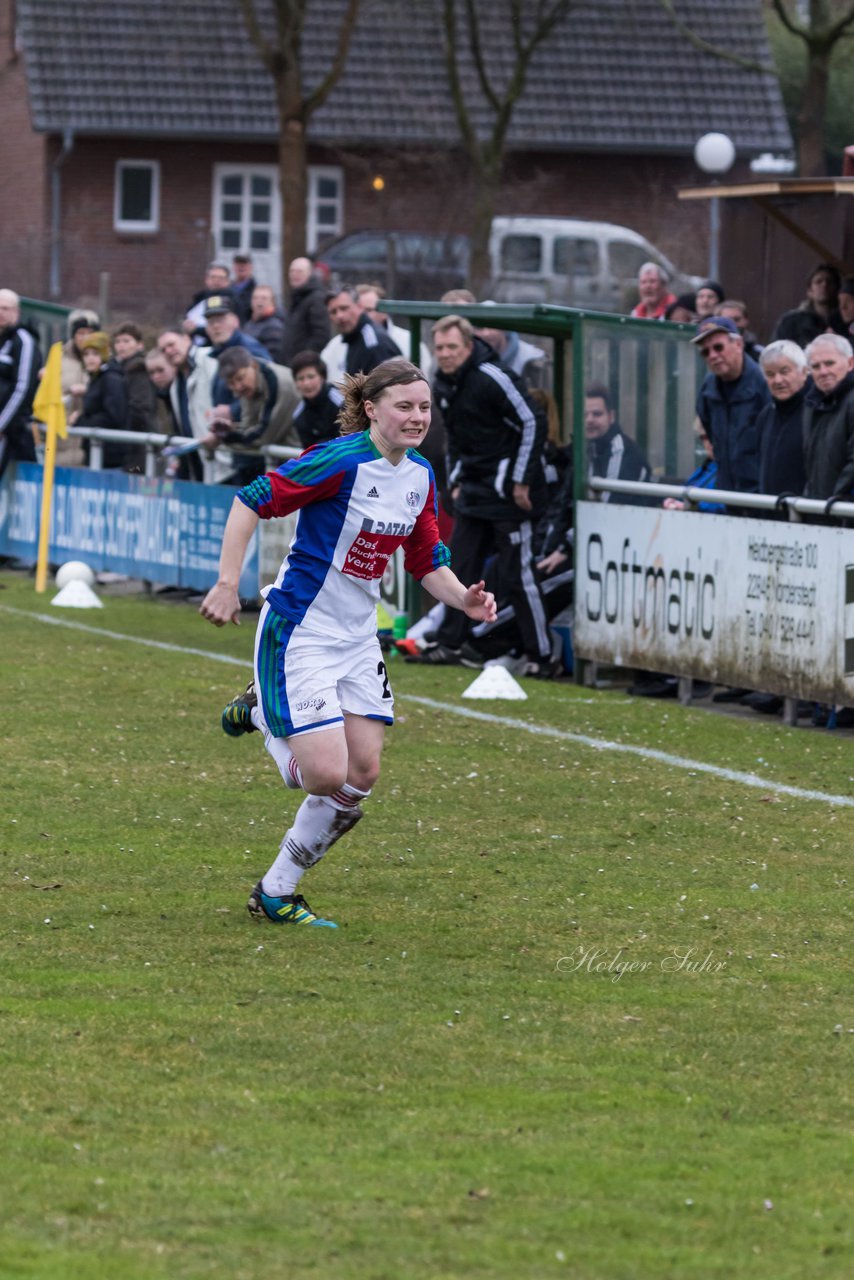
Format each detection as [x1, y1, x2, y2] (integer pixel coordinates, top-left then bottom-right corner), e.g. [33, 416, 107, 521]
[247, 880, 338, 928]
[404, 642, 463, 665]
[222, 679, 258, 736]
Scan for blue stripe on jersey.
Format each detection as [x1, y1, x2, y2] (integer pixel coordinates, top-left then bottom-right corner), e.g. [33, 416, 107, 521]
[265, 449, 361, 625]
[256, 609, 296, 737]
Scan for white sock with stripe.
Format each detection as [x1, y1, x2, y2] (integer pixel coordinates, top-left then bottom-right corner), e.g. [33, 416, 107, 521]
[262, 783, 370, 896]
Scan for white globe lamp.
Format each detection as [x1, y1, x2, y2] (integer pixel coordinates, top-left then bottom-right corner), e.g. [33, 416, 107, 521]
[693, 133, 735, 281]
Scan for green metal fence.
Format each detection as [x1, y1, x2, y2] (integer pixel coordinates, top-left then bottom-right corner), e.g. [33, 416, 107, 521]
[381, 301, 703, 501]
[20, 297, 71, 354]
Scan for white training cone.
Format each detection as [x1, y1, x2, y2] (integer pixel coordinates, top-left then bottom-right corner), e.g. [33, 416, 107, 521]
[462, 664, 527, 700]
[51, 580, 104, 609]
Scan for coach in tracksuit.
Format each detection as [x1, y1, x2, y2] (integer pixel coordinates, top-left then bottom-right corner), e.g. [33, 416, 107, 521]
[0, 289, 40, 479]
[426, 314, 554, 675]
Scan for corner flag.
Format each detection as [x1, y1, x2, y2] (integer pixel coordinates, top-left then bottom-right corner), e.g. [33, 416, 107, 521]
[32, 342, 68, 593]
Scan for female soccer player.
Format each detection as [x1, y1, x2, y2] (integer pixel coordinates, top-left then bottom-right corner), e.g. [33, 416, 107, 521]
[200, 358, 496, 928]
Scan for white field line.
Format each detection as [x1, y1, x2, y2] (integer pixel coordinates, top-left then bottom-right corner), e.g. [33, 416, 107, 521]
[5, 604, 854, 810]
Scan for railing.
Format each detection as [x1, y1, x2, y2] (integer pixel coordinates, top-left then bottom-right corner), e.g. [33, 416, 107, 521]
[59, 426, 301, 483]
[587, 476, 854, 521]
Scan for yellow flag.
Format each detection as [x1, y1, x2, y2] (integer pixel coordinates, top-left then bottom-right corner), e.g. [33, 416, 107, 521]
[33, 341, 68, 440]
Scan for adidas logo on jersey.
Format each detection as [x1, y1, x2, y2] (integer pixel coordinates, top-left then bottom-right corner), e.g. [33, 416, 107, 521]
[366, 486, 380, 497]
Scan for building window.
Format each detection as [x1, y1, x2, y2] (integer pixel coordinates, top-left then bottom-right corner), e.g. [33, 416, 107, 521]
[307, 167, 343, 253]
[114, 160, 160, 232]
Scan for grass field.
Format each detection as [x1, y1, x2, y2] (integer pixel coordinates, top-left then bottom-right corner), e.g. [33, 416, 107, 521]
[1, 569, 852, 1280]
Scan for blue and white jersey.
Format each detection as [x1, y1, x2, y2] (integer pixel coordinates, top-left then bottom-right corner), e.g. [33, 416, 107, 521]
[238, 431, 450, 639]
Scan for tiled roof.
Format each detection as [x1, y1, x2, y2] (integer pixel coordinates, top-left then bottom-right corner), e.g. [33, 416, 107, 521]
[18, 0, 792, 155]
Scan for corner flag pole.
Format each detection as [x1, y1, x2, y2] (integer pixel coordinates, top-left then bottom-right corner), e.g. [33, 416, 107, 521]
[32, 342, 67, 593]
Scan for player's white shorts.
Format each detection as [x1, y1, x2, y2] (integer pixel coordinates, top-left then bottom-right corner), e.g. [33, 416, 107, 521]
[253, 601, 394, 738]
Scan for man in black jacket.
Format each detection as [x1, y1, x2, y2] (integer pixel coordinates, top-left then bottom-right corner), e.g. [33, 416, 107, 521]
[584, 384, 652, 503]
[803, 334, 854, 500]
[0, 288, 40, 478]
[418, 315, 555, 676]
[280, 257, 331, 366]
[326, 287, 400, 376]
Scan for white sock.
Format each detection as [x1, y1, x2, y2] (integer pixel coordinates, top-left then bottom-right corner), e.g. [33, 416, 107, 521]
[255, 711, 304, 789]
[262, 783, 370, 896]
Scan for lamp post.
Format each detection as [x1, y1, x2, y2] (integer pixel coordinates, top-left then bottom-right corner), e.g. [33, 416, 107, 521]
[693, 132, 735, 281]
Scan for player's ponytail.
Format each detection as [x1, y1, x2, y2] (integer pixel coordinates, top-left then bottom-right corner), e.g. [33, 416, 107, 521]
[336, 358, 427, 433]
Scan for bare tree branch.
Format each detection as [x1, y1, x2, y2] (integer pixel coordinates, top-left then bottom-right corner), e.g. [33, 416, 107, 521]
[442, 0, 479, 156]
[238, 0, 276, 72]
[304, 0, 361, 115]
[464, 0, 501, 115]
[657, 0, 772, 74]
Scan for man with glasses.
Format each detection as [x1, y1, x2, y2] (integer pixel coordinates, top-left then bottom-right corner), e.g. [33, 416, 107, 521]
[693, 315, 770, 496]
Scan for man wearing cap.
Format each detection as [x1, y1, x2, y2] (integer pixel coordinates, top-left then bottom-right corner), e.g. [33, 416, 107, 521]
[184, 261, 234, 342]
[230, 253, 257, 325]
[694, 314, 771, 495]
[202, 295, 272, 412]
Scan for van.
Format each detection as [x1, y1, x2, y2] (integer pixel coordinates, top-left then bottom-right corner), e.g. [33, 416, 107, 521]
[488, 216, 701, 311]
[315, 218, 700, 310]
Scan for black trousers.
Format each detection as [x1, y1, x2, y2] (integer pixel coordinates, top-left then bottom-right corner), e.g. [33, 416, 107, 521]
[435, 511, 552, 660]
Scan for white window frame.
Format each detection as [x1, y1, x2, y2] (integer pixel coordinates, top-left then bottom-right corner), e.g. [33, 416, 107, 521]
[307, 166, 344, 253]
[114, 160, 160, 233]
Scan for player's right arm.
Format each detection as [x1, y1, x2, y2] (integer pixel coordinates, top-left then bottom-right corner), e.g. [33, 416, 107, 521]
[199, 498, 259, 627]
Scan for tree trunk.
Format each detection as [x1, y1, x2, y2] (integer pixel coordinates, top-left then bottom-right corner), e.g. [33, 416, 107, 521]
[468, 158, 502, 297]
[275, 73, 308, 298]
[798, 41, 830, 176]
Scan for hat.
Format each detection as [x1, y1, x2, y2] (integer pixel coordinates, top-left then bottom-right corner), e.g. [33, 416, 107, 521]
[691, 315, 740, 344]
[203, 294, 236, 317]
[68, 309, 100, 338]
[79, 331, 111, 362]
[697, 280, 726, 303]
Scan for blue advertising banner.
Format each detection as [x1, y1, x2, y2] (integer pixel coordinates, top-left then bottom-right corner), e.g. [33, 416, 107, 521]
[0, 464, 258, 596]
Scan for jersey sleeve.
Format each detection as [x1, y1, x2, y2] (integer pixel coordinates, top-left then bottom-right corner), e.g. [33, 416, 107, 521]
[237, 447, 344, 520]
[402, 474, 451, 580]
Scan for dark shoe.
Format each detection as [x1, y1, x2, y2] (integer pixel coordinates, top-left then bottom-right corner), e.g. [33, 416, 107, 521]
[520, 656, 562, 680]
[712, 686, 752, 703]
[459, 642, 484, 669]
[628, 677, 678, 698]
[828, 707, 854, 728]
[741, 692, 783, 715]
[405, 642, 463, 665]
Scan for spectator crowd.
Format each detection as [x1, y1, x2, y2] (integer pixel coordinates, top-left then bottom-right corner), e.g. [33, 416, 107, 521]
[1, 250, 853, 705]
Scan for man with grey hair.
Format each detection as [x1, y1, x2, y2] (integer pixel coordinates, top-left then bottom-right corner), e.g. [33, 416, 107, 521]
[630, 262, 676, 319]
[756, 339, 808, 498]
[0, 288, 41, 478]
[803, 333, 854, 500]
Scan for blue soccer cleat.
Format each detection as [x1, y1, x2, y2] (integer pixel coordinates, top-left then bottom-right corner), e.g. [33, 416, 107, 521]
[247, 880, 338, 928]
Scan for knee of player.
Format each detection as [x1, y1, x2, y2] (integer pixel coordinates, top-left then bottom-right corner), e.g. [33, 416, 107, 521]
[302, 764, 349, 795]
[347, 758, 382, 793]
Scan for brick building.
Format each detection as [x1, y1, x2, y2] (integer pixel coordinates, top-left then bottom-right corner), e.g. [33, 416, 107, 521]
[0, 0, 791, 324]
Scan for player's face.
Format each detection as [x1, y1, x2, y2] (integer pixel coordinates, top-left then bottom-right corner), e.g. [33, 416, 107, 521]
[762, 357, 806, 402]
[295, 366, 324, 399]
[367, 380, 431, 456]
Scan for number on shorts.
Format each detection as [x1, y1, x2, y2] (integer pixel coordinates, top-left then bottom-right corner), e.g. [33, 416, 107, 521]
[377, 660, 392, 699]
